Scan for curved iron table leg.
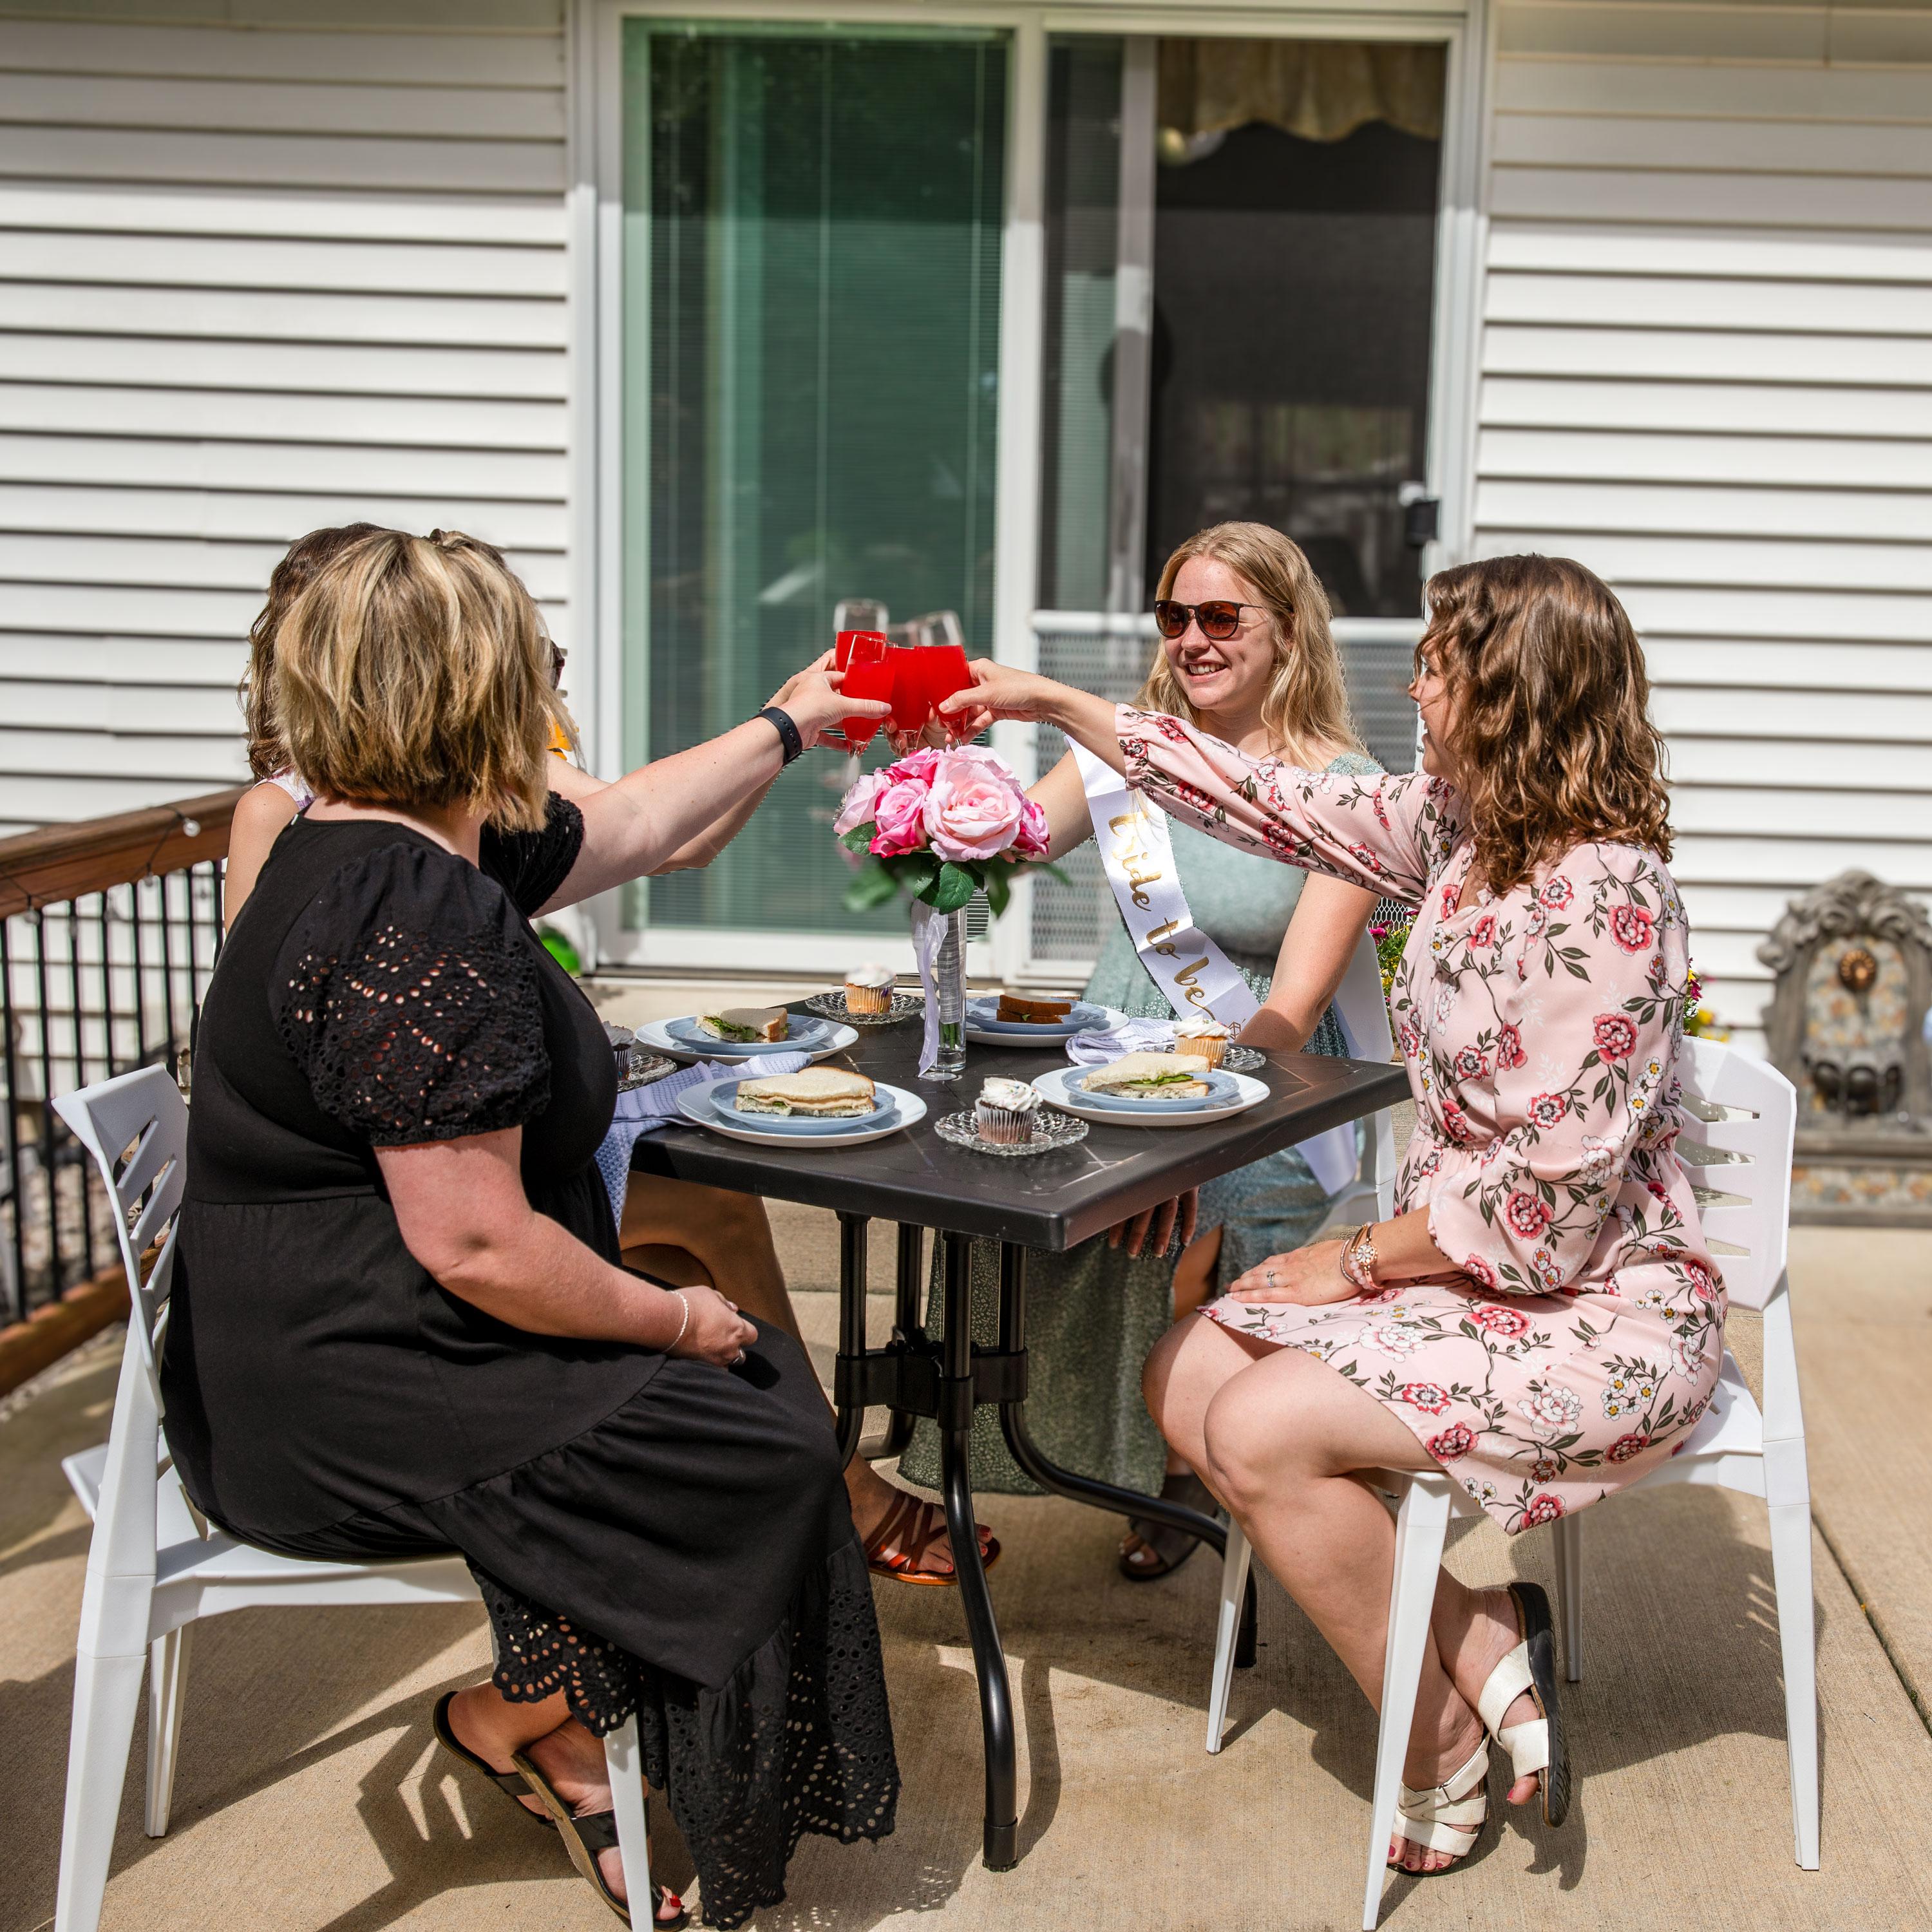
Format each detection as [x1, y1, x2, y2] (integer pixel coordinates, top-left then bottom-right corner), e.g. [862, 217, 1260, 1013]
[993, 1242, 1258, 1669]
[833, 1211, 869, 1470]
[871, 1222, 924, 1461]
[939, 1230, 1018, 1869]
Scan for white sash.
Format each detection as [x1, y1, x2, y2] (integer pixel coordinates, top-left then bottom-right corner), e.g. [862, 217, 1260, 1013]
[1072, 741, 1359, 1197]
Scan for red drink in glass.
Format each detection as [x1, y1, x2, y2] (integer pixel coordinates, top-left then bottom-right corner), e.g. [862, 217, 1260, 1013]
[887, 645, 929, 739]
[838, 658, 895, 751]
[918, 644, 972, 736]
[837, 629, 888, 672]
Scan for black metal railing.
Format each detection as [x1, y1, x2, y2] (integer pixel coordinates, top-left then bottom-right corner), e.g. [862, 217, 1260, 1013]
[0, 788, 243, 1323]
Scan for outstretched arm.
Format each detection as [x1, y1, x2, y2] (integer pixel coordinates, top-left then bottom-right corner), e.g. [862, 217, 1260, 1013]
[538, 656, 887, 909]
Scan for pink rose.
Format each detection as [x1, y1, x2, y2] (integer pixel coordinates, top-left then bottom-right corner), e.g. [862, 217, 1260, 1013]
[1429, 1423, 1475, 1460]
[869, 777, 933, 857]
[1593, 1014, 1638, 1061]
[1521, 1492, 1564, 1526]
[923, 751, 1027, 860]
[1470, 1304, 1529, 1340]
[1012, 798, 1050, 858]
[1506, 1190, 1552, 1240]
[1463, 1255, 1497, 1290]
[1610, 904, 1654, 954]
[834, 772, 887, 837]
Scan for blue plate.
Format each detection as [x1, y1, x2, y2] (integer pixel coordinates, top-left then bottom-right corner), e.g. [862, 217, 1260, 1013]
[967, 999, 1105, 1037]
[1071, 1069, 1242, 1113]
[665, 1014, 831, 1054]
[708, 1081, 895, 1135]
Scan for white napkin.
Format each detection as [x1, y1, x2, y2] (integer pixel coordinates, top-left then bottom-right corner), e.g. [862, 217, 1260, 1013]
[595, 1050, 811, 1225]
[1063, 1017, 1177, 1066]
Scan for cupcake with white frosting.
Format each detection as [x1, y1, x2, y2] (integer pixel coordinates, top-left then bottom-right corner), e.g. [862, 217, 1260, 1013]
[1173, 1014, 1233, 1068]
[844, 961, 895, 1016]
[974, 1077, 1041, 1146]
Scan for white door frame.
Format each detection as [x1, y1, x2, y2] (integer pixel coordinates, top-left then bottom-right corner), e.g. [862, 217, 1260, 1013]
[566, 0, 1488, 976]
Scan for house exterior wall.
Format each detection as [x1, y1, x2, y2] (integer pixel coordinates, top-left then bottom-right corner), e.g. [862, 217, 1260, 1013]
[3, 0, 1929, 1045]
[1476, 0, 1932, 1047]
[0, 1, 572, 835]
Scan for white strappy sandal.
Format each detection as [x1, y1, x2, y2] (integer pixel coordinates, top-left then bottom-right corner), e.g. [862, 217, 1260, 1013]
[1474, 1580, 1572, 1826]
[1388, 1738, 1490, 1870]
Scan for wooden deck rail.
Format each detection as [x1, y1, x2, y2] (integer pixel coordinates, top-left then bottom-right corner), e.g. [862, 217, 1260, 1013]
[0, 786, 247, 920]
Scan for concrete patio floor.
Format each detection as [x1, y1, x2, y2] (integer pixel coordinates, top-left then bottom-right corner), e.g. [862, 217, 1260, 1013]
[3, 1219, 1927, 1932]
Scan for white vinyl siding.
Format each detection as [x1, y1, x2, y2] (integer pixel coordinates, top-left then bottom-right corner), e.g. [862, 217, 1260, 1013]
[0, 3, 569, 835]
[1477, 0, 1932, 1048]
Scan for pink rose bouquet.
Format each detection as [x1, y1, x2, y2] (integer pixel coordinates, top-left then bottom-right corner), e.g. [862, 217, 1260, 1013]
[835, 744, 1061, 915]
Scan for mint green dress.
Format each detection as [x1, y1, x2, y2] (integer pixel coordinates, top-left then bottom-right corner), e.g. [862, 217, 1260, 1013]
[896, 751, 1382, 1498]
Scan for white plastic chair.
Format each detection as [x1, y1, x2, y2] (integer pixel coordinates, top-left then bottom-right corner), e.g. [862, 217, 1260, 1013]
[1204, 1036, 1814, 1928]
[50, 1064, 653, 1932]
[1327, 927, 1400, 1226]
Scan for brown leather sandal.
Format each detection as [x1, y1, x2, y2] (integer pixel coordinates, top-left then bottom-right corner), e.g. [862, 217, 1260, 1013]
[862, 1489, 1000, 1587]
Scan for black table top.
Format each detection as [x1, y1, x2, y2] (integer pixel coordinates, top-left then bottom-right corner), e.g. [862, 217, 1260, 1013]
[630, 1003, 1410, 1251]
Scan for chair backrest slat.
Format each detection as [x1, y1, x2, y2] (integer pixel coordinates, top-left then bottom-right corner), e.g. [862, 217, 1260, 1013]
[1673, 1037, 1795, 1312]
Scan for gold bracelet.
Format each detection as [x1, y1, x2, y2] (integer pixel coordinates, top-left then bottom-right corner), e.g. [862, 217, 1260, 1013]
[1341, 1222, 1380, 1291]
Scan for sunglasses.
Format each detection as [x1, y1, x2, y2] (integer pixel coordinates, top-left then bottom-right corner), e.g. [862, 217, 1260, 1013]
[549, 643, 568, 689]
[1153, 599, 1268, 642]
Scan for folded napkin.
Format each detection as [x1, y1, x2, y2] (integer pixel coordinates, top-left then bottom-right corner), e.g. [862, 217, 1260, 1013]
[595, 1050, 811, 1225]
[1063, 1017, 1177, 1067]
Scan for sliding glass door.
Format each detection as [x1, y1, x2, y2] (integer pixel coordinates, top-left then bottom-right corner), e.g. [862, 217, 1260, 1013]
[621, 23, 1007, 946]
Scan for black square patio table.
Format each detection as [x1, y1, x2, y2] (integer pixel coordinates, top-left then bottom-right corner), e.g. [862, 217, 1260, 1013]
[631, 1005, 1407, 1869]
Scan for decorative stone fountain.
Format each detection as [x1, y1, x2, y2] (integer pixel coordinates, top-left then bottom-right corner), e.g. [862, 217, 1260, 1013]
[1759, 869, 1932, 1224]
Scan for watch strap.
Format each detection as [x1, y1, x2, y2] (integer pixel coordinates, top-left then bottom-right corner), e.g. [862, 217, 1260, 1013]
[756, 705, 804, 765]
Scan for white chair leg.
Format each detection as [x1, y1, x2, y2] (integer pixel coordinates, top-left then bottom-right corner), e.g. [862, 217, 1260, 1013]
[145, 1623, 193, 1837]
[603, 1715, 654, 1913]
[1553, 1511, 1583, 1683]
[1206, 1522, 1252, 1754]
[55, 1647, 148, 1932]
[1362, 1474, 1453, 1932]
[1766, 1496, 1820, 1869]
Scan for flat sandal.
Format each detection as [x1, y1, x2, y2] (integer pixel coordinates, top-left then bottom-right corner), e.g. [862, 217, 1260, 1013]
[1474, 1580, 1573, 1827]
[862, 1489, 1001, 1588]
[431, 1690, 552, 1829]
[512, 1748, 687, 1929]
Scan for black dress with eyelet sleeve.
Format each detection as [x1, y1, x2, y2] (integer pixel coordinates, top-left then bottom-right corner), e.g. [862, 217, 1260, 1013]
[164, 801, 898, 1926]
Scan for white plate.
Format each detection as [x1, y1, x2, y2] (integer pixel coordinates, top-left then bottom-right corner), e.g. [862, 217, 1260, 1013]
[635, 1015, 858, 1065]
[674, 1077, 926, 1148]
[1031, 1064, 1269, 1127]
[964, 1003, 1125, 1050]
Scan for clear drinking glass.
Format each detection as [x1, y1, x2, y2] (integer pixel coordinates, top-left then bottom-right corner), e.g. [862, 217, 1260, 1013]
[929, 905, 969, 1081]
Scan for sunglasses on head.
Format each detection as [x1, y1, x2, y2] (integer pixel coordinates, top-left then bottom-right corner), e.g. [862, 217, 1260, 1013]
[1152, 599, 1268, 642]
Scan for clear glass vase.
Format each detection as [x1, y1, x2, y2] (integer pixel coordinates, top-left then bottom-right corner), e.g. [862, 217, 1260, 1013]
[913, 900, 969, 1082]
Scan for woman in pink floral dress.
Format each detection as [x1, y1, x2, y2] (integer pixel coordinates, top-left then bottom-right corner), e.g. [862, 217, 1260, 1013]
[943, 553, 1717, 1875]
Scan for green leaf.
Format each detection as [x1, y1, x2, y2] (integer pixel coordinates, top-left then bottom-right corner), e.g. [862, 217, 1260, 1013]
[898, 854, 940, 901]
[840, 825, 875, 854]
[983, 870, 1011, 918]
[928, 860, 978, 913]
[1028, 859, 1074, 889]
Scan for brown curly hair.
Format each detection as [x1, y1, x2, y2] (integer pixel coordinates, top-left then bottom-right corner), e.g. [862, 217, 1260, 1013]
[242, 522, 393, 777]
[1422, 553, 1671, 894]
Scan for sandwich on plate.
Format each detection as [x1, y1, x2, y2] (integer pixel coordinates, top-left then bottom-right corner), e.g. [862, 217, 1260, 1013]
[1078, 1051, 1213, 1100]
[734, 1067, 879, 1118]
[996, 990, 1074, 1023]
[699, 1005, 788, 1043]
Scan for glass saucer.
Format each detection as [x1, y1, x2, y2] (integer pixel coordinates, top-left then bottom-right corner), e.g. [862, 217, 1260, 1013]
[1222, 1045, 1265, 1073]
[804, 989, 923, 1028]
[617, 1050, 677, 1092]
[933, 1108, 1089, 1157]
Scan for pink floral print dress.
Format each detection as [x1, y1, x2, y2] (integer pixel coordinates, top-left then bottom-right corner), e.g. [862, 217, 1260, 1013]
[1118, 705, 1723, 1535]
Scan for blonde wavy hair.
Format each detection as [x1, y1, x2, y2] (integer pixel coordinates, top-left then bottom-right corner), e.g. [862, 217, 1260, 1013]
[1137, 522, 1362, 766]
[273, 529, 565, 833]
[1423, 553, 1672, 894]
[242, 522, 392, 779]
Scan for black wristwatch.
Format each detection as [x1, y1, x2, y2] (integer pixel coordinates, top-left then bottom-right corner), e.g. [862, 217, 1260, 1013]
[756, 705, 804, 766]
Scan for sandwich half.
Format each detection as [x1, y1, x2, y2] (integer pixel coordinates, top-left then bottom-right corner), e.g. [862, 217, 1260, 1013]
[1079, 1051, 1213, 1099]
[699, 1005, 788, 1044]
[734, 1067, 878, 1117]
[997, 991, 1074, 1023]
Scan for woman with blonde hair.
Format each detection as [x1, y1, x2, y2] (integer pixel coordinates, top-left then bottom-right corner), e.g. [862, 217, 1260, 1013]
[896, 522, 1381, 1580]
[942, 551, 1716, 1873]
[171, 530, 898, 1926]
[223, 525, 998, 1589]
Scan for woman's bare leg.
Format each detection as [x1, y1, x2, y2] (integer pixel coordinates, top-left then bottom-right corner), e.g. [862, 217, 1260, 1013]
[1144, 1316, 1521, 1872]
[618, 1177, 985, 1577]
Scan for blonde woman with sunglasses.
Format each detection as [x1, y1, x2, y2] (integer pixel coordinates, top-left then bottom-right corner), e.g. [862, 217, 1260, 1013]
[896, 523, 1381, 1578]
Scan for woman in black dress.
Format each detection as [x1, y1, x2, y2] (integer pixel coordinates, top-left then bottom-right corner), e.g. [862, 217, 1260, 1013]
[164, 530, 898, 1926]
